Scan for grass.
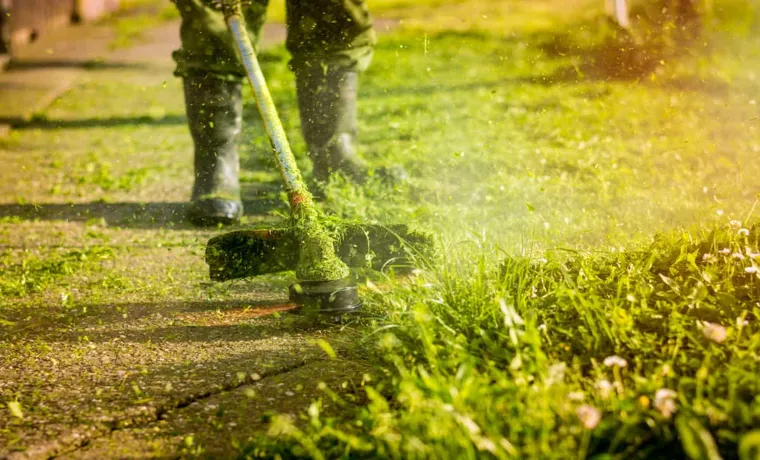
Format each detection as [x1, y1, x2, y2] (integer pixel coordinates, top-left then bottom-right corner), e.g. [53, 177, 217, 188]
[106, 1, 179, 49]
[251, 224, 760, 458]
[227, 0, 760, 458]
[1, 0, 760, 457]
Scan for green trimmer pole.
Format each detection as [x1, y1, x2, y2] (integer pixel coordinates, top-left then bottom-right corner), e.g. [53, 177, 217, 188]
[222, 0, 309, 206]
[221, 0, 358, 313]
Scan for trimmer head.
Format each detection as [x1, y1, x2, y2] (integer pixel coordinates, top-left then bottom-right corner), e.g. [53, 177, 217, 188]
[205, 222, 435, 314]
[289, 279, 362, 315]
[205, 222, 436, 282]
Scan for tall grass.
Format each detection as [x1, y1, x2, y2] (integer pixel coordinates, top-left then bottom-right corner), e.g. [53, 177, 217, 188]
[242, 222, 759, 458]
[232, 1, 760, 458]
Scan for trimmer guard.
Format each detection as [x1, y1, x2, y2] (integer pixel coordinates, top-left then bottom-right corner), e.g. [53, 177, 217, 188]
[205, 223, 435, 281]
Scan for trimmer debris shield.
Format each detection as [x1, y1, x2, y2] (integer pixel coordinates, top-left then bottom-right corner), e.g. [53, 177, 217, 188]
[205, 223, 436, 282]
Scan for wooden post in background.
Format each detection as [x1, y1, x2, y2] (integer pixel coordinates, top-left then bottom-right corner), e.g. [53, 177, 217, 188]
[0, 0, 121, 57]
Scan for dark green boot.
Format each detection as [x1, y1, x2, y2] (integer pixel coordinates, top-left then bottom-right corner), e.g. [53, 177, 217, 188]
[183, 73, 244, 226]
[296, 67, 371, 185]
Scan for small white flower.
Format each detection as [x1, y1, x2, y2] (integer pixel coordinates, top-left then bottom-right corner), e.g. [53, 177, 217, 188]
[738, 228, 750, 236]
[717, 209, 724, 216]
[698, 321, 727, 343]
[568, 391, 585, 402]
[654, 389, 677, 418]
[595, 379, 613, 399]
[729, 220, 742, 228]
[732, 252, 746, 260]
[576, 405, 601, 430]
[603, 355, 628, 368]
[736, 316, 749, 328]
[547, 363, 567, 385]
[660, 364, 673, 377]
[745, 266, 758, 274]
[702, 253, 715, 262]
[718, 248, 731, 255]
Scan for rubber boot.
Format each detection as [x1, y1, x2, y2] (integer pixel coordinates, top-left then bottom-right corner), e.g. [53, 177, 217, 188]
[183, 74, 244, 226]
[296, 67, 372, 186]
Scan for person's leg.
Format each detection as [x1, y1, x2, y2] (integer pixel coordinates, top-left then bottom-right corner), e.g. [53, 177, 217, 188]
[173, 0, 267, 226]
[286, 0, 376, 185]
[182, 74, 243, 226]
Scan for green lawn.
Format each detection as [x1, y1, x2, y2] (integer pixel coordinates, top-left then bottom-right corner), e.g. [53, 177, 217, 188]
[246, 0, 760, 458]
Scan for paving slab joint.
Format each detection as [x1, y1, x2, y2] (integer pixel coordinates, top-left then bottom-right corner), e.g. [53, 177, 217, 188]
[3, 360, 313, 460]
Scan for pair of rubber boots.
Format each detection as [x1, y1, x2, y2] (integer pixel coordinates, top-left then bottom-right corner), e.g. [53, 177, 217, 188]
[184, 68, 376, 227]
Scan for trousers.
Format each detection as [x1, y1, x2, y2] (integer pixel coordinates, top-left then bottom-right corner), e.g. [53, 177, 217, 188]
[172, 0, 376, 80]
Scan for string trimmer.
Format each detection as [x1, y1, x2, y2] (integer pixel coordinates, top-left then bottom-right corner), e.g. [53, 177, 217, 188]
[208, 1, 435, 314]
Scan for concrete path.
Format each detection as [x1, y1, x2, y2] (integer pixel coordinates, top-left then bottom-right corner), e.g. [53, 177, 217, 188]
[0, 7, 360, 459]
[0, 11, 286, 132]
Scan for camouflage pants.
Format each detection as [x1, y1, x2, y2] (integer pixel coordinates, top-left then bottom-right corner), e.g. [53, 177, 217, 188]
[172, 0, 376, 80]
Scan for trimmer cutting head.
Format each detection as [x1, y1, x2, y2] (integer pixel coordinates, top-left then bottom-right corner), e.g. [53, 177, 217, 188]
[205, 222, 435, 314]
[205, 222, 436, 282]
